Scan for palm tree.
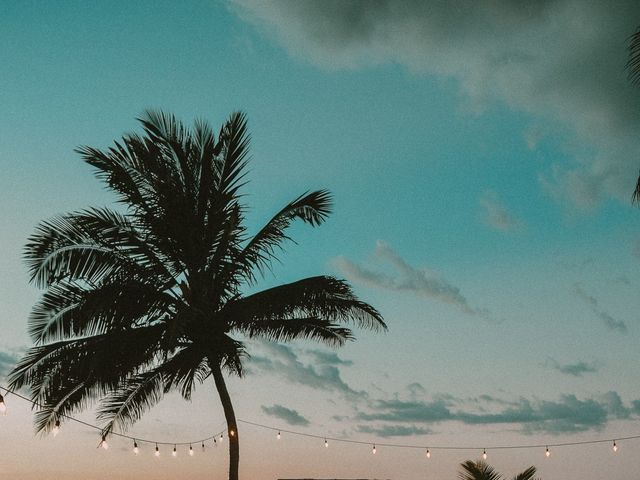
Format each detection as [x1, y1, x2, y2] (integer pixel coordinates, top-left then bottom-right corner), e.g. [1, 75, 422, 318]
[458, 460, 539, 480]
[8, 111, 385, 480]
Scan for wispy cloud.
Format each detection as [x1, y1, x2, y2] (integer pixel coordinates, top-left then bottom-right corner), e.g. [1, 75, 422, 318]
[545, 358, 600, 377]
[573, 284, 627, 333]
[232, 0, 640, 208]
[356, 390, 636, 435]
[479, 190, 524, 232]
[247, 342, 363, 399]
[334, 241, 488, 316]
[262, 404, 310, 426]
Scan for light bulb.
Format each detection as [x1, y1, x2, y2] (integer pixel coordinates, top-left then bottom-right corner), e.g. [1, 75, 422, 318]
[202, 441, 206, 451]
[220, 433, 224, 442]
[613, 441, 618, 452]
[277, 431, 281, 440]
[324, 439, 328, 448]
[0, 393, 7, 415]
[133, 440, 139, 455]
[482, 449, 487, 460]
[101, 436, 109, 450]
[426, 449, 431, 459]
[189, 445, 194, 456]
[230, 429, 235, 437]
[545, 447, 551, 458]
[155, 444, 160, 457]
[173, 445, 177, 457]
[372, 444, 377, 454]
[52, 420, 60, 437]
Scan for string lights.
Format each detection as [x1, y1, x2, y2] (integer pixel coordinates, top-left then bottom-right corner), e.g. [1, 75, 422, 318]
[0, 385, 639, 461]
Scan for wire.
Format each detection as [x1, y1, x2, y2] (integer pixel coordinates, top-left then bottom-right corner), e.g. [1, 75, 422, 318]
[3, 384, 640, 452]
[237, 418, 640, 451]
[0, 385, 223, 446]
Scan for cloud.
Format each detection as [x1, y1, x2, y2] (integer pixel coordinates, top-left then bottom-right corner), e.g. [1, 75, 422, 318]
[356, 424, 432, 437]
[545, 358, 599, 377]
[232, 0, 640, 208]
[262, 404, 310, 426]
[0, 347, 21, 380]
[573, 284, 627, 333]
[334, 241, 488, 316]
[479, 190, 524, 232]
[357, 391, 636, 434]
[247, 342, 363, 399]
[358, 398, 453, 423]
[307, 349, 353, 367]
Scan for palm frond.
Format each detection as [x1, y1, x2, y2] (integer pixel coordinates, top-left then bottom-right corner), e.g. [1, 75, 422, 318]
[29, 277, 176, 344]
[9, 326, 165, 399]
[237, 190, 333, 280]
[24, 207, 173, 288]
[226, 276, 386, 332]
[232, 317, 354, 347]
[97, 369, 165, 435]
[512, 466, 537, 480]
[216, 111, 250, 199]
[458, 460, 503, 480]
[205, 335, 247, 378]
[628, 26, 640, 86]
[632, 170, 640, 204]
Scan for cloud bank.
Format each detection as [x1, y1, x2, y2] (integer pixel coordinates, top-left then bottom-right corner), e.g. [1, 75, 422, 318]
[356, 388, 638, 435]
[232, 0, 640, 208]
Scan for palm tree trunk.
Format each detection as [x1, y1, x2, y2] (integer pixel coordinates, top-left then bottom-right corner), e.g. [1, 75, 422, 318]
[211, 364, 239, 480]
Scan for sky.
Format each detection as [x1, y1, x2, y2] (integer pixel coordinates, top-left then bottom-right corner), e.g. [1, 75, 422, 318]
[1, 0, 640, 478]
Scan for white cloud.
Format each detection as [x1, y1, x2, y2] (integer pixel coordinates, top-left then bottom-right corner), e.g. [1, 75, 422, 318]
[232, 0, 640, 208]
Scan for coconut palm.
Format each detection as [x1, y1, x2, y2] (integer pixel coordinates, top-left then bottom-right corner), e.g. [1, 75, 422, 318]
[8, 110, 385, 480]
[458, 460, 539, 480]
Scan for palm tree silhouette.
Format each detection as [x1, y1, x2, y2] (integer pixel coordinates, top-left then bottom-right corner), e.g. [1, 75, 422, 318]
[9, 111, 385, 480]
[458, 460, 539, 480]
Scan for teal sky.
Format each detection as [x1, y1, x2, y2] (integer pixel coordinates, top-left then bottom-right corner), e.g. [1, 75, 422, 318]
[2, 1, 640, 479]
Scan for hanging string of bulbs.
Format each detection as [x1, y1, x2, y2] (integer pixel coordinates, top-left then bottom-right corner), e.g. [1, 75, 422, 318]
[1, 385, 638, 459]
